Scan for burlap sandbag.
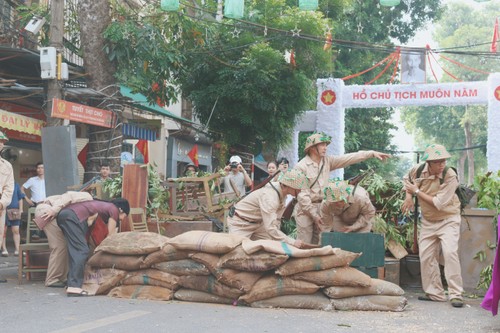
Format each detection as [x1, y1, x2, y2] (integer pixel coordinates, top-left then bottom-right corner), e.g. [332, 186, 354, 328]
[250, 292, 333, 311]
[87, 251, 146, 271]
[142, 244, 191, 267]
[323, 278, 405, 299]
[121, 269, 180, 290]
[291, 267, 372, 287]
[174, 288, 234, 305]
[178, 275, 243, 299]
[239, 275, 320, 304]
[95, 232, 169, 255]
[108, 285, 173, 301]
[330, 295, 408, 312]
[219, 246, 289, 272]
[275, 250, 361, 276]
[154, 259, 210, 276]
[242, 239, 336, 257]
[82, 266, 128, 296]
[168, 231, 246, 254]
[190, 252, 262, 292]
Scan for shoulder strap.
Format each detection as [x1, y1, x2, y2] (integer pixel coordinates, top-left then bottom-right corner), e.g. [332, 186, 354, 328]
[269, 182, 282, 202]
[416, 163, 426, 179]
[310, 159, 325, 189]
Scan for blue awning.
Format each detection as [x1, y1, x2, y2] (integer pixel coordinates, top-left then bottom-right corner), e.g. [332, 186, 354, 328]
[122, 123, 158, 141]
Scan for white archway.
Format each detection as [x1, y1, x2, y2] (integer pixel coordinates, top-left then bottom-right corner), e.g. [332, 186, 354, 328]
[281, 73, 500, 178]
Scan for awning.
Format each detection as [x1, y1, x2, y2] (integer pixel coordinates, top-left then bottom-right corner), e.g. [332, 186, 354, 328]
[120, 86, 193, 124]
[0, 108, 44, 135]
[122, 123, 158, 141]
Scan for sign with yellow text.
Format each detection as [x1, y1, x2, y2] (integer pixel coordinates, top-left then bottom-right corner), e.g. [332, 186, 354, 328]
[0, 109, 44, 135]
[51, 98, 116, 128]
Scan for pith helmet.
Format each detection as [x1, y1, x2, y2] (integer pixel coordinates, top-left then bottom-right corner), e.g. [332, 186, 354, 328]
[421, 144, 451, 162]
[0, 130, 8, 142]
[304, 132, 331, 153]
[278, 169, 309, 190]
[323, 179, 353, 203]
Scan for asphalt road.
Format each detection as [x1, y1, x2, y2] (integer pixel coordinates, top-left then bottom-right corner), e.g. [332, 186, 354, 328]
[2, 253, 500, 333]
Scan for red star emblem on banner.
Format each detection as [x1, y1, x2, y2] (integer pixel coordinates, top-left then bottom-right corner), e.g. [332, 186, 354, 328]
[321, 90, 336, 105]
[495, 86, 500, 102]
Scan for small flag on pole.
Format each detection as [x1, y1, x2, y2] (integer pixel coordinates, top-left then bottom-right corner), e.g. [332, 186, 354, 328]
[491, 18, 499, 53]
[187, 144, 199, 166]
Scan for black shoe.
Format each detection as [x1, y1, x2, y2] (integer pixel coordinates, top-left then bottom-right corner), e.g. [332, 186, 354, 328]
[418, 295, 433, 301]
[0, 277, 7, 283]
[451, 298, 464, 308]
[47, 281, 66, 288]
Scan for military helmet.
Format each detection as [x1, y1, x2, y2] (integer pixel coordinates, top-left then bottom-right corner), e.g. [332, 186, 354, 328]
[323, 179, 353, 203]
[421, 144, 451, 162]
[304, 132, 331, 153]
[0, 129, 8, 142]
[278, 169, 309, 190]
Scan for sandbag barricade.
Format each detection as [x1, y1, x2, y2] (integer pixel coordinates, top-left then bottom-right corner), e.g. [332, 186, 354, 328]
[83, 231, 407, 312]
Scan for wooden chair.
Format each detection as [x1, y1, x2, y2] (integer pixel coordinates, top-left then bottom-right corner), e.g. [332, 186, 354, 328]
[18, 207, 50, 284]
[128, 207, 148, 232]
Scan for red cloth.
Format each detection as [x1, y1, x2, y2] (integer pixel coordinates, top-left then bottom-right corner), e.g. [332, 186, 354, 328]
[86, 216, 109, 246]
[78, 143, 89, 166]
[187, 144, 199, 166]
[491, 18, 499, 53]
[136, 139, 149, 164]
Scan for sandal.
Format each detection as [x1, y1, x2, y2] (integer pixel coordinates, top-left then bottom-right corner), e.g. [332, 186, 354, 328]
[451, 298, 464, 308]
[66, 288, 89, 297]
[1, 250, 8, 257]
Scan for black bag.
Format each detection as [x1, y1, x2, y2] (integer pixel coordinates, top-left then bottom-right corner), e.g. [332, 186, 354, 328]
[416, 164, 476, 211]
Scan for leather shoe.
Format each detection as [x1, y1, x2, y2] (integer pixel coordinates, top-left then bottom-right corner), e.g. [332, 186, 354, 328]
[0, 277, 7, 283]
[48, 281, 66, 288]
[451, 298, 464, 308]
[418, 295, 433, 301]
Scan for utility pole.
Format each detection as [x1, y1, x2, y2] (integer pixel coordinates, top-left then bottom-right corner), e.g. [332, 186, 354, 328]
[45, 0, 65, 126]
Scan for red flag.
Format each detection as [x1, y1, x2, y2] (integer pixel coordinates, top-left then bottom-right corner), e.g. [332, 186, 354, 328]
[136, 140, 149, 164]
[78, 143, 88, 166]
[187, 144, 199, 166]
[290, 49, 296, 68]
[491, 18, 499, 53]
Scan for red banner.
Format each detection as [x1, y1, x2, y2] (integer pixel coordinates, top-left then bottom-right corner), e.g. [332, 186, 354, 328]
[51, 98, 116, 128]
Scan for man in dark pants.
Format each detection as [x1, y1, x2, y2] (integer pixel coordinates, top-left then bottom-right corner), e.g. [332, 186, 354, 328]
[56, 198, 129, 296]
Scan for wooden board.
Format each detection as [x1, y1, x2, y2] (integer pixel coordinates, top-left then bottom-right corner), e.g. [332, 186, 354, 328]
[121, 164, 148, 232]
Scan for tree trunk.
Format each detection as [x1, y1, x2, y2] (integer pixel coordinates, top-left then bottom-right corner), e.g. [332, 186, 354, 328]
[464, 120, 475, 185]
[457, 152, 466, 183]
[77, 0, 122, 182]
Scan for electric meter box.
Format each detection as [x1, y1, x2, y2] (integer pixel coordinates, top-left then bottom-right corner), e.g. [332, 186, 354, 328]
[40, 47, 57, 79]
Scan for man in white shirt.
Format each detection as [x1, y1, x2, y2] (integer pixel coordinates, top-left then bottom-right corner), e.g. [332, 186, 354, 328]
[22, 162, 46, 206]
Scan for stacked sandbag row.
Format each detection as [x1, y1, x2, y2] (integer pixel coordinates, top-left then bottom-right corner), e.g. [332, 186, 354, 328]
[83, 231, 407, 311]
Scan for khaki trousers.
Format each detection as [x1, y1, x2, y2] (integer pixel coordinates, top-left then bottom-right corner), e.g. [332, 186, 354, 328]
[295, 203, 323, 244]
[227, 216, 269, 240]
[419, 215, 463, 301]
[44, 219, 68, 286]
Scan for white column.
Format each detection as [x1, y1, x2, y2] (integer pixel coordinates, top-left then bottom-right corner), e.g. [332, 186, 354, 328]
[487, 73, 500, 172]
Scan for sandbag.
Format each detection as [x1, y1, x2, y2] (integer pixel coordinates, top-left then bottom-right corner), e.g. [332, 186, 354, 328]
[87, 251, 146, 271]
[219, 246, 289, 272]
[82, 266, 128, 296]
[178, 275, 244, 299]
[108, 285, 173, 301]
[275, 249, 361, 276]
[250, 292, 333, 311]
[142, 244, 191, 267]
[190, 252, 262, 292]
[291, 267, 371, 287]
[330, 295, 408, 312]
[174, 288, 235, 305]
[323, 278, 405, 299]
[154, 259, 210, 276]
[239, 275, 320, 304]
[168, 231, 246, 254]
[242, 239, 336, 257]
[121, 269, 180, 290]
[95, 232, 169, 255]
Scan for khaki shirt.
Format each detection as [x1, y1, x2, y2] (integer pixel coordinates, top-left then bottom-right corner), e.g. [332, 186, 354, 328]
[0, 157, 14, 210]
[295, 150, 376, 220]
[404, 164, 460, 221]
[320, 186, 375, 232]
[234, 182, 295, 245]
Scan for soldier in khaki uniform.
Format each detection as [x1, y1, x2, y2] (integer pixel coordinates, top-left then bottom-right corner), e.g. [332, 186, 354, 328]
[320, 180, 375, 233]
[227, 169, 309, 249]
[0, 130, 14, 283]
[295, 133, 390, 244]
[402, 144, 464, 308]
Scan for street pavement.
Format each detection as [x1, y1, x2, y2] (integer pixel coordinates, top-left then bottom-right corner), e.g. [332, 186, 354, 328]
[1, 245, 500, 333]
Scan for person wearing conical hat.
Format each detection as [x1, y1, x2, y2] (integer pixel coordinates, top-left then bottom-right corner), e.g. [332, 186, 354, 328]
[402, 144, 464, 308]
[320, 180, 375, 233]
[227, 169, 312, 249]
[0, 130, 14, 283]
[294, 132, 390, 244]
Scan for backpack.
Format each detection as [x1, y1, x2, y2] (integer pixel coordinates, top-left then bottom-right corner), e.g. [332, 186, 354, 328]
[416, 164, 476, 211]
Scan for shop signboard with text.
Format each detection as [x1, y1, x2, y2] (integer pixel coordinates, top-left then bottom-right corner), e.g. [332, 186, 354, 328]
[51, 98, 116, 128]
